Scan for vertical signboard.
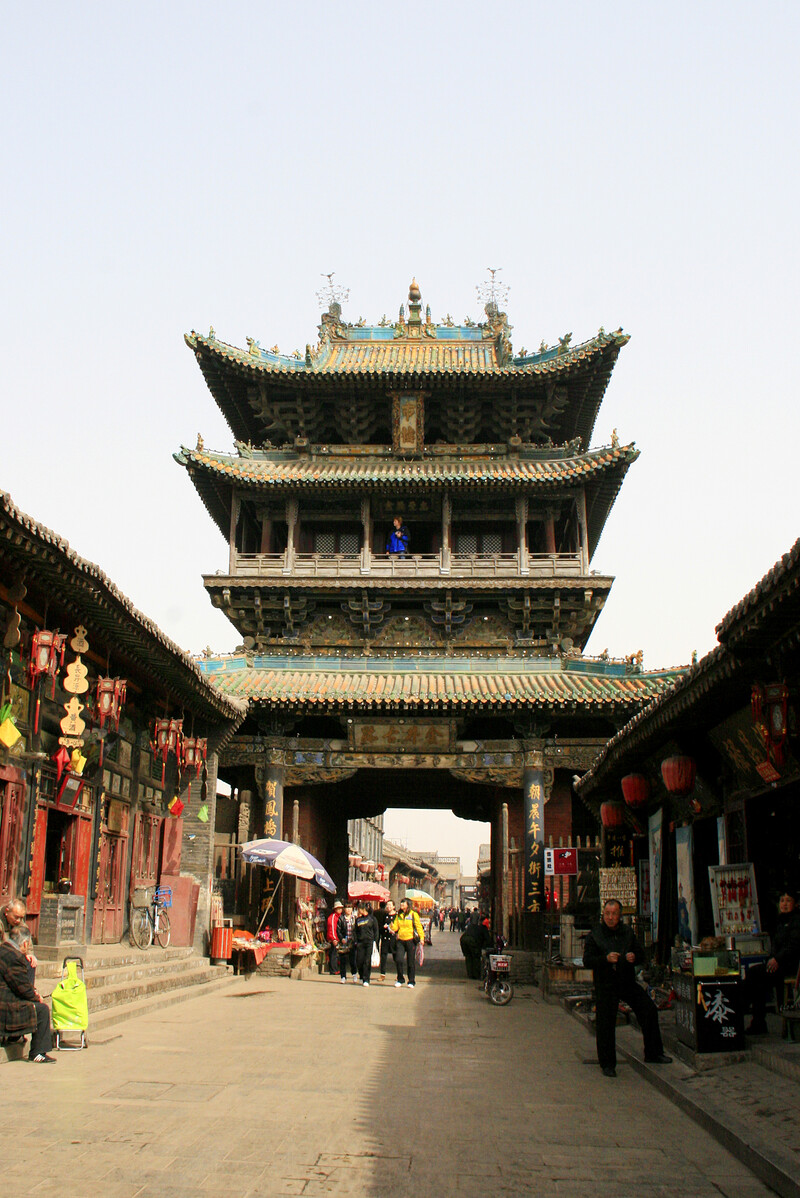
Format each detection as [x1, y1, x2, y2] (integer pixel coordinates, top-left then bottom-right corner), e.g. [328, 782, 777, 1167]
[263, 763, 284, 841]
[523, 763, 545, 915]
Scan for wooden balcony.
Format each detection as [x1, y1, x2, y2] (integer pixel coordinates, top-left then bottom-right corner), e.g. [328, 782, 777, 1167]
[231, 550, 585, 580]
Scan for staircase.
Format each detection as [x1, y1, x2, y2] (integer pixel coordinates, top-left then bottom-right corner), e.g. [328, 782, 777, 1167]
[1, 945, 234, 1063]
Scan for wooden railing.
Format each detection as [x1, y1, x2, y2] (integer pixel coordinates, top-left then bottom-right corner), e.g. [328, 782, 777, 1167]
[231, 550, 584, 579]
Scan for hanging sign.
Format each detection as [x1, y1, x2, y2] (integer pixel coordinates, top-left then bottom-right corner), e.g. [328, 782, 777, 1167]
[544, 848, 578, 876]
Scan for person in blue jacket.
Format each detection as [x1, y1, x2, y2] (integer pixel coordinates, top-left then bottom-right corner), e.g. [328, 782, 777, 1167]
[386, 516, 409, 557]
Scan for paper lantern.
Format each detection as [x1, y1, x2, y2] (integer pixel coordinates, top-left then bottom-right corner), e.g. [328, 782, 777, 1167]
[600, 801, 626, 829]
[661, 756, 696, 796]
[621, 773, 650, 808]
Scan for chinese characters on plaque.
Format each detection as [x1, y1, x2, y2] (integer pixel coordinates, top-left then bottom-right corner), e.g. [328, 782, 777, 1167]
[599, 867, 637, 914]
[524, 767, 545, 915]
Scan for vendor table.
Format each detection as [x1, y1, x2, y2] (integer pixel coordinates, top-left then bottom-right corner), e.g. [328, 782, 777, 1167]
[674, 949, 744, 1053]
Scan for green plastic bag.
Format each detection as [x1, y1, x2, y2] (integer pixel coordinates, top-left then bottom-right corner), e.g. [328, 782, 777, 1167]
[51, 960, 89, 1031]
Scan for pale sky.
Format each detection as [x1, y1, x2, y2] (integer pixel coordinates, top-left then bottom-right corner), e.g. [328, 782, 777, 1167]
[3, 4, 798, 864]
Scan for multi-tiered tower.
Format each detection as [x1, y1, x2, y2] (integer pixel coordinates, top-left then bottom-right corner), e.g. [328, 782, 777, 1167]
[178, 281, 677, 941]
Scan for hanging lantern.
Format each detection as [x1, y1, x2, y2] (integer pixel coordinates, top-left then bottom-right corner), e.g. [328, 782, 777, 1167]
[29, 630, 67, 692]
[52, 746, 71, 782]
[621, 773, 650, 808]
[182, 736, 207, 778]
[661, 755, 696, 796]
[752, 682, 789, 766]
[151, 718, 184, 784]
[600, 801, 626, 829]
[94, 677, 127, 732]
[358, 859, 370, 874]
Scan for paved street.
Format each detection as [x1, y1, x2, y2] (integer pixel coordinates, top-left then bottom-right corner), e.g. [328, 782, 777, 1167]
[3, 932, 777, 1197]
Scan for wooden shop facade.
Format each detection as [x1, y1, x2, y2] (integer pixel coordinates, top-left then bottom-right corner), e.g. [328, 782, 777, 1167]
[179, 280, 683, 945]
[577, 538, 800, 958]
[0, 491, 243, 952]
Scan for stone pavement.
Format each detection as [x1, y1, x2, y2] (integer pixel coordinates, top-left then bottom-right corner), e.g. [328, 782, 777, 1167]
[1, 930, 779, 1198]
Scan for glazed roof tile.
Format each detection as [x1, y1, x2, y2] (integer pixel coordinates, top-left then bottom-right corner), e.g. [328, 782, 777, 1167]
[177, 443, 638, 489]
[715, 538, 800, 647]
[185, 326, 629, 379]
[205, 663, 677, 712]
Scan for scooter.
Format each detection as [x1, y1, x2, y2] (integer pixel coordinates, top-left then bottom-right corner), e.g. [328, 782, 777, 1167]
[483, 938, 514, 1005]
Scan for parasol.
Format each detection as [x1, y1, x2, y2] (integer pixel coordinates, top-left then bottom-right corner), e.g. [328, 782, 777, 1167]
[404, 888, 434, 908]
[239, 838, 336, 893]
[348, 881, 390, 902]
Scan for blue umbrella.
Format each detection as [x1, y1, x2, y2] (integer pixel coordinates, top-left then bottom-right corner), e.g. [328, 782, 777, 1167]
[239, 838, 336, 893]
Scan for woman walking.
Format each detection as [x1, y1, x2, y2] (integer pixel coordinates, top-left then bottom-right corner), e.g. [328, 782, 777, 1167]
[336, 903, 357, 983]
[378, 900, 397, 981]
[391, 898, 424, 988]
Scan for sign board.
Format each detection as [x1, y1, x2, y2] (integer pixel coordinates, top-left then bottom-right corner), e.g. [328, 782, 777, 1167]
[599, 867, 637, 914]
[544, 848, 578, 876]
[708, 863, 761, 936]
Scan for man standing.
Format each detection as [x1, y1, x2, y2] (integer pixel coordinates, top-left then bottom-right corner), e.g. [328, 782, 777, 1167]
[378, 900, 396, 981]
[336, 903, 357, 984]
[386, 516, 409, 557]
[326, 900, 343, 976]
[583, 898, 672, 1077]
[353, 902, 380, 986]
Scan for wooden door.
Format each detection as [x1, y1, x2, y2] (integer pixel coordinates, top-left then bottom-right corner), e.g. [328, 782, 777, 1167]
[0, 779, 25, 903]
[92, 830, 126, 943]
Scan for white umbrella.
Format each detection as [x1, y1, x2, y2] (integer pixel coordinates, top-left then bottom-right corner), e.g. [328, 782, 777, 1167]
[239, 838, 336, 893]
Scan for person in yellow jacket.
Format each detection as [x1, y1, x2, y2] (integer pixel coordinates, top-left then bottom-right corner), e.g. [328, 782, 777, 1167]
[391, 898, 424, 988]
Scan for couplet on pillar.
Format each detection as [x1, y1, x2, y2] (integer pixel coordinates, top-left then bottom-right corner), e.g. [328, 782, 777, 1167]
[263, 764, 284, 840]
[523, 761, 545, 916]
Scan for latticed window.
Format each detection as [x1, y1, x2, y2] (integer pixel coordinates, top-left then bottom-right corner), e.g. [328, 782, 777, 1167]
[456, 532, 478, 556]
[482, 531, 502, 556]
[456, 530, 504, 556]
[313, 530, 360, 556]
[340, 531, 360, 555]
[314, 531, 336, 556]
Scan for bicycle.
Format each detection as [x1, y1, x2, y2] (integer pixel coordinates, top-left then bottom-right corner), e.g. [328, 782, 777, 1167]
[130, 886, 172, 949]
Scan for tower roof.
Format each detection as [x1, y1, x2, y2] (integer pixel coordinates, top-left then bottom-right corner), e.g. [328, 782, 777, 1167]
[185, 283, 629, 448]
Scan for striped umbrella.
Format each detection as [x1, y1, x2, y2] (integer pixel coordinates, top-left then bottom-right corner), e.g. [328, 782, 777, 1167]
[239, 838, 336, 893]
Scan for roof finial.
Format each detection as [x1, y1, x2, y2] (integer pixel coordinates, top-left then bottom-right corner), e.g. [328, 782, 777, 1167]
[476, 267, 509, 317]
[407, 278, 422, 328]
[316, 272, 350, 312]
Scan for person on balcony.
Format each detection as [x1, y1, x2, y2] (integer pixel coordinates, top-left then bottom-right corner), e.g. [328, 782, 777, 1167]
[386, 516, 409, 557]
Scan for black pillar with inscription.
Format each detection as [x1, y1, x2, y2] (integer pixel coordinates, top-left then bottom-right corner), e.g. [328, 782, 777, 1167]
[522, 748, 546, 951]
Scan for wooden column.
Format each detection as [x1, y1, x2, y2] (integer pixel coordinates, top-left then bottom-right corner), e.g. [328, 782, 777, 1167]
[284, 498, 298, 571]
[361, 496, 372, 573]
[441, 492, 452, 571]
[515, 496, 529, 573]
[229, 492, 241, 574]
[576, 489, 589, 572]
[544, 510, 557, 556]
[501, 801, 510, 941]
[260, 514, 273, 555]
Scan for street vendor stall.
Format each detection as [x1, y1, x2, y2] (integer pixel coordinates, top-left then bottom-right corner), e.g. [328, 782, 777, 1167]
[230, 839, 337, 975]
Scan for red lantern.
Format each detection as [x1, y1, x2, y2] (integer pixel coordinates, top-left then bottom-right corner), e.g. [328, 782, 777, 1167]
[151, 718, 184, 785]
[29, 630, 67, 730]
[95, 677, 127, 732]
[358, 860, 370, 874]
[182, 736, 207, 778]
[621, 773, 650, 808]
[661, 756, 696, 796]
[752, 683, 789, 766]
[600, 801, 626, 829]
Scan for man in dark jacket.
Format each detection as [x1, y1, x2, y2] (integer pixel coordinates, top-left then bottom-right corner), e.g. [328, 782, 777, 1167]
[0, 924, 55, 1063]
[353, 903, 380, 986]
[746, 891, 800, 1034]
[583, 898, 671, 1077]
[460, 916, 491, 979]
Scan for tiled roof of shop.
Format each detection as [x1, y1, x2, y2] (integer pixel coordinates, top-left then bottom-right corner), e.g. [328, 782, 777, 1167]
[176, 443, 638, 488]
[206, 664, 678, 711]
[715, 537, 800, 645]
[0, 491, 245, 723]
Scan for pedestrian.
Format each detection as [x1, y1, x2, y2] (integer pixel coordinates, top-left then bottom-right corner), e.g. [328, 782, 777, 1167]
[745, 891, 800, 1035]
[378, 900, 397, 981]
[460, 916, 490, 979]
[353, 902, 380, 987]
[0, 897, 26, 941]
[583, 898, 672, 1077]
[326, 900, 343, 976]
[336, 903, 357, 984]
[438, 908, 445, 932]
[386, 515, 409, 557]
[0, 923, 55, 1063]
[391, 898, 424, 988]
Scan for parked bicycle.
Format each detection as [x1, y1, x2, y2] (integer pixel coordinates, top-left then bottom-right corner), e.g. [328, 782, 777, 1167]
[130, 886, 172, 949]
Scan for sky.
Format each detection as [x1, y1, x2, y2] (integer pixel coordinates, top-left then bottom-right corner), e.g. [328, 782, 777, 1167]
[2, 4, 798, 865]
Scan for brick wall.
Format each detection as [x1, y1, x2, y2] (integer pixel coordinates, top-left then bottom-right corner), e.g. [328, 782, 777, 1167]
[545, 773, 573, 845]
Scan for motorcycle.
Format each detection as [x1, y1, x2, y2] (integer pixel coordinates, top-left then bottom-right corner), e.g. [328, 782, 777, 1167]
[483, 938, 514, 1005]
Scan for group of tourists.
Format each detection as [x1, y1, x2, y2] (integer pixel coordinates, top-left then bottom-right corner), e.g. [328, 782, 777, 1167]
[326, 897, 424, 987]
[0, 896, 56, 1064]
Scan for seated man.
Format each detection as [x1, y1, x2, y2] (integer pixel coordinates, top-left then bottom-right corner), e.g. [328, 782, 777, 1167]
[0, 897, 26, 940]
[746, 891, 800, 1034]
[0, 923, 55, 1064]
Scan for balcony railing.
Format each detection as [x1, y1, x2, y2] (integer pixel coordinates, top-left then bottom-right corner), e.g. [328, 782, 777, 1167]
[231, 550, 584, 579]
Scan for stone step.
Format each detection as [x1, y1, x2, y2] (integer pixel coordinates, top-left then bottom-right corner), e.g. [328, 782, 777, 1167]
[36, 945, 195, 977]
[37, 954, 200, 991]
[82, 963, 231, 1013]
